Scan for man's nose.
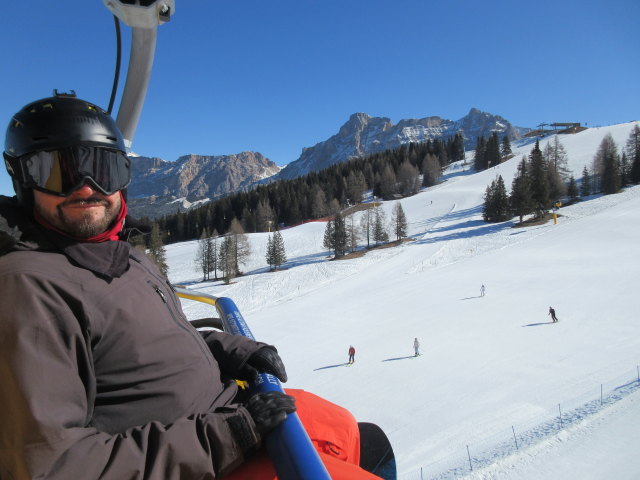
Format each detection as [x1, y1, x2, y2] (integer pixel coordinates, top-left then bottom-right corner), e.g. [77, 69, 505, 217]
[70, 183, 99, 197]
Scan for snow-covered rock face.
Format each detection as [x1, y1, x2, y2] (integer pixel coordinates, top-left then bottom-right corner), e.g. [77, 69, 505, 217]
[127, 152, 282, 218]
[277, 108, 530, 180]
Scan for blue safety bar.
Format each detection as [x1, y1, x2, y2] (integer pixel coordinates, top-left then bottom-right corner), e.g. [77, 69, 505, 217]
[174, 288, 331, 480]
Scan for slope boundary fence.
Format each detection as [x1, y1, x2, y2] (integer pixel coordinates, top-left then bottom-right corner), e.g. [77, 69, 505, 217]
[398, 365, 640, 480]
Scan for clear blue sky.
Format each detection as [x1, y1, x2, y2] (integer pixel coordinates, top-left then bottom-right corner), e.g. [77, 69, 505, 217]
[1, 0, 638, 196]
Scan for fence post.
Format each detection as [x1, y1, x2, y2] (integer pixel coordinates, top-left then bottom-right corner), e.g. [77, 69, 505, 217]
[558, 404, 563, 429]
[512, 425, 519, 450]
[601, 384, 603, 405]
[467, 445, 473, 471]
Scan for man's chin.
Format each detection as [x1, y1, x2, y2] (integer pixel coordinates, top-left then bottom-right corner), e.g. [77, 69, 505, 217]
[59, 209, 116, 238]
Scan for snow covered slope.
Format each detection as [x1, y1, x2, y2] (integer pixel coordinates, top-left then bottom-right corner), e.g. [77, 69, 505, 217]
[166, 122, 640, 479]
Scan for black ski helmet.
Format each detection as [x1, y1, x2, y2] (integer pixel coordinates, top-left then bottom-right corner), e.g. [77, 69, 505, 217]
[3, 91, 128, 204]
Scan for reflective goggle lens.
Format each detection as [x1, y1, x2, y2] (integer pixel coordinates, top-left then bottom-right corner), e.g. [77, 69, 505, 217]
[20, 147, 131, 196]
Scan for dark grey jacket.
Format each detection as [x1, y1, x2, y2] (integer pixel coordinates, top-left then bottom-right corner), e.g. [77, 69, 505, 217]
[0, 196, 266, 479]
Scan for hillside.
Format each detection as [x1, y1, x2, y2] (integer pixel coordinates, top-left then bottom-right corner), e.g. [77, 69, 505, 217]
[165, 122, 640, 479]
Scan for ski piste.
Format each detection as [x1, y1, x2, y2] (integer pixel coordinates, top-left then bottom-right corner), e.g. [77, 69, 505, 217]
[175, 287, 331, 480]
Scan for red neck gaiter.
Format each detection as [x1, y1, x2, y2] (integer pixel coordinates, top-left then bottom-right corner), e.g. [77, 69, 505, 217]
[34, 192, 128, 243]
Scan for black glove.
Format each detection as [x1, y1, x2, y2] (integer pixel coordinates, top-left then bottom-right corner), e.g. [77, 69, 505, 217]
[246, 391, 296, 436]
[238, 347, 288, 383]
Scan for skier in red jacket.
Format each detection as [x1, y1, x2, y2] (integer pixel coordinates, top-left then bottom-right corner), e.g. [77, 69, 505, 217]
[348, 345, 356, 364]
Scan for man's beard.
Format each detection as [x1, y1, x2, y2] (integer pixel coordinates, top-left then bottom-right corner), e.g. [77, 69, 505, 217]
[35, 195, 121, 238]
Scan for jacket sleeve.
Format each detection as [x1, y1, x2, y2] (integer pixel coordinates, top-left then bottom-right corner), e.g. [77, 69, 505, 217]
[200, 330, 271, 377]
[0, 271, 261, 480]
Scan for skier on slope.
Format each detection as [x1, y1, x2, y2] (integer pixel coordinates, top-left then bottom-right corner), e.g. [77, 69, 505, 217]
[413, 338, 420, 357]
[549, 306, 559, 322]
[480, 284, 486, 297]
[348, 345, 356, 364]
[0, 93, 382, 480]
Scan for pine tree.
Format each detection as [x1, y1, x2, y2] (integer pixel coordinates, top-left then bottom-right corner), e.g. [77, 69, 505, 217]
[241, 206, 256, 233]
[501, 135, 512, 159]
[265, 234, 274, 270]
[397, 161, 420, 197]
[619, 152, 630, 188]
[495, 176, 509, 221]
[266, 231, 287, 270]
[421, 153, 440, 187]
[545, 136, 570, 179]
[485, 132, 501, 168]
[328, 198, 341, 215]
[510, 157, 533, 223]
[218, 235, 236, 284]
[195, 228, 216, 281]
[391, 201, 408, 241]
[595, 134, 621, 194]
[543, 137, 568, 201]
[332, 212, 347, 258]
[345, 170, 367, 205]
[474, 136, 487, 171]
[451, 133, 465, 163]
[546, 158, 566, 202]
[359, 206, 374, 249]
[379, 164, 398, 200]
[311, 185, 329, 219]
[345, 213, 360, 253]
[482, 183, 493, 222]
[483, 176, 510, 223]
[567, 175, 579, 203]
[528, 140, 550, 217]
[272, 230, 287, 269]
[228, 218, 251, 275]
[147, 223, 169, 277]
[373, 205, 389, 245]
[322, 219, 334, 252]
[322, 213, 347, 258]
[256, 199, 275, 232]
[626, 124, 640, 184]
[580, 165, 591, 197]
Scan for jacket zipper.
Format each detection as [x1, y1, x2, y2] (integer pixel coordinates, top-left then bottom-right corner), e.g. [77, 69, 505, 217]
[130, 255, 213, 366]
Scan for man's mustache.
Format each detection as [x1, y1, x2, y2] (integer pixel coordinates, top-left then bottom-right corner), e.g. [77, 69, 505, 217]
[61, 196, 110, 207]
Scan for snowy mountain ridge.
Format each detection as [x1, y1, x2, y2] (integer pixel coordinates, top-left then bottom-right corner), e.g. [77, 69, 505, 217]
[127, 108, 529, 218]
[276, 108, 529, 180]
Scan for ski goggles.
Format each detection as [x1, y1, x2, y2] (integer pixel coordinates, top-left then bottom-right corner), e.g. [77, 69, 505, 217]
[12, 146, 131, 196]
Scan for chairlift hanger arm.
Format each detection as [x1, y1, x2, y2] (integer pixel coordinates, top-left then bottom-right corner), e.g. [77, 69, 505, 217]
[102, 0, 175, 150]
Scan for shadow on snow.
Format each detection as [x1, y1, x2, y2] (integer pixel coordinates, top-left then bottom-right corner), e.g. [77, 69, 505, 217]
[382, 355, 418, 362]
[313, 363, 350, 371]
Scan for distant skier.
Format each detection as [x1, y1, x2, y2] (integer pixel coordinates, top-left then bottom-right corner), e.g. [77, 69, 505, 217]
[548, 306, 558, 323]
[480, 284, 485, 297]
[413, 338, 420, 357]
[348, 345, 356, 364]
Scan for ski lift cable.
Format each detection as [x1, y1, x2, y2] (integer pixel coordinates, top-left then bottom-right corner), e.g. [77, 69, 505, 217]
[106, 14, 122, 115]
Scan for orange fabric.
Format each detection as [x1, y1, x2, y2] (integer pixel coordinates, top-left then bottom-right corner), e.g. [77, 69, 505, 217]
[225, 389, 381, 479]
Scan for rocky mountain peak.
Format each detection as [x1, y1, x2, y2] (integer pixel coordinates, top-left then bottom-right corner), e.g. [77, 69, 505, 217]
[276, 109, 529, 181]
[127, 108, 530, 219]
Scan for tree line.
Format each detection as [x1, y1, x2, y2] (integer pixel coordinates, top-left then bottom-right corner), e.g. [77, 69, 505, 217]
[483, 125, 640, 223]
[322, 201, 408, 259]
[141, 134, 465, 245]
